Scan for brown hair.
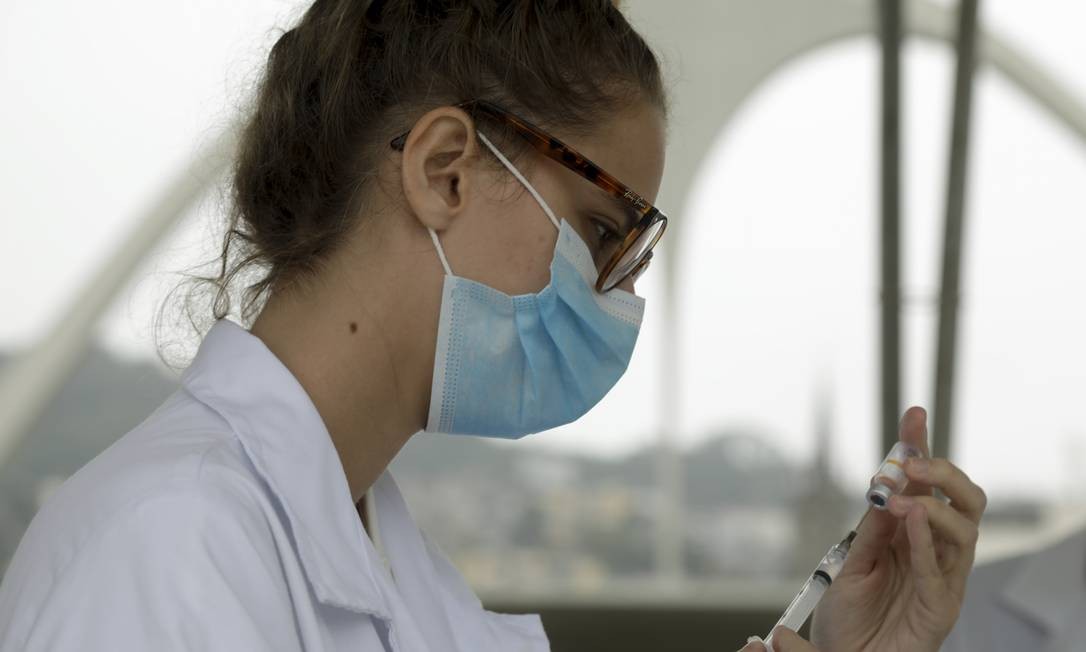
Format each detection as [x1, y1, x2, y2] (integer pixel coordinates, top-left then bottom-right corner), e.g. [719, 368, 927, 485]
[156, 0, 666, 368]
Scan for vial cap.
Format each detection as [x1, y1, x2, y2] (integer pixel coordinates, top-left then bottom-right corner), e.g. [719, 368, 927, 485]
[867, 483, 893, 510]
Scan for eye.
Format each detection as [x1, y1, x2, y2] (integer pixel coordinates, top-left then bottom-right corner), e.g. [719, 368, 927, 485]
[590, 217, 621, 248]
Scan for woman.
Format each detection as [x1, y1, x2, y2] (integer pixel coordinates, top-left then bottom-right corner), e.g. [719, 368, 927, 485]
[0, 1, 986, 650]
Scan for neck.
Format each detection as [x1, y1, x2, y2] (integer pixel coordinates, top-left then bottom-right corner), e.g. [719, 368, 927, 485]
[249, 252, 439, 504]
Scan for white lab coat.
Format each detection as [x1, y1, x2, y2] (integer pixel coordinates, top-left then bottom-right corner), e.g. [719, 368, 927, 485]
[0, 318, 550, 652]
[941, 526, 1086, 652]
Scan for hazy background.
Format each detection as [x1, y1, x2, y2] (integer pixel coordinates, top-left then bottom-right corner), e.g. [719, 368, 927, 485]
[2, 0, 1084, 642]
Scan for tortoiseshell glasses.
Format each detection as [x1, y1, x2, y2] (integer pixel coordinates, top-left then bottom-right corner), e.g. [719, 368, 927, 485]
[390, 99, 668, 293]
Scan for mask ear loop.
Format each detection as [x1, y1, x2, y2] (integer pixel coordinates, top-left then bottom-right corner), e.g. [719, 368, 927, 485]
[476, 130, 561, 230]
[427, 129, 561, 277]
[428, 228, 453, 276]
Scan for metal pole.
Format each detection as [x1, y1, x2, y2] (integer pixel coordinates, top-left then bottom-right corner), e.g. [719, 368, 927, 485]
[655, 252, 684, 586]
[933, 0, 980, 461]
[878, 0, 903, 455]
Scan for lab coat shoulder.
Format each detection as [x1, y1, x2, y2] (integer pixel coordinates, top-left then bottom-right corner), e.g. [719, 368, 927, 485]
[0, 399, 309, 652]
[941, 527, 1086, 652]
[940, 552, 1032, 652]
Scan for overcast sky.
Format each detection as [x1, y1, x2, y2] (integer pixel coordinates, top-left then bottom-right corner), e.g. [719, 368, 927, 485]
[2, 1, 1084, 502]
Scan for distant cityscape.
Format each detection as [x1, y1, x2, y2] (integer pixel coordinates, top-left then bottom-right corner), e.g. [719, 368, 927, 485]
[0, 345, 1063, 596]
[391, 397, 862, 593]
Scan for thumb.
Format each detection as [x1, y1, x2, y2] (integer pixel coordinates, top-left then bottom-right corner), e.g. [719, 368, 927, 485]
[840, 507, 896, 575]
[771, 626, 821, 651]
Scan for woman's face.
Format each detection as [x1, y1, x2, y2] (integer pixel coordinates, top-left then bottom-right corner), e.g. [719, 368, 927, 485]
[399, 100, 667, 297]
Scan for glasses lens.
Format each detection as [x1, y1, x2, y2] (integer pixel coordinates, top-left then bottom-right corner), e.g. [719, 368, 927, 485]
[601, 218, 666, 291]
[631, 257, 652, 284]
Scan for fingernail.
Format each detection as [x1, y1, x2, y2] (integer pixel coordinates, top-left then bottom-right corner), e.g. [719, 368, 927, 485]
[908, 458, 930, 476]
[891, 495, 914, 513]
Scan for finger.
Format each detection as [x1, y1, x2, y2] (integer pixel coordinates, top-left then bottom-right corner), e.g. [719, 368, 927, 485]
[899, 406, 934, 497]
[852, 407, 930, 569]
[893, 494, 978, 596]
[889, 494, 979, 552]
[841, 506, 897, 574]
[737, 638, 768, 652]
[899, 406, 930, 457]
[770, 626, 821, 651]
[904, 457, 988, 524]
[904, 502, 947, 603]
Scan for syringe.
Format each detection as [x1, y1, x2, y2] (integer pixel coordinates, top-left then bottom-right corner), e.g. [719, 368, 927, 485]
[761, 530, 856, 651]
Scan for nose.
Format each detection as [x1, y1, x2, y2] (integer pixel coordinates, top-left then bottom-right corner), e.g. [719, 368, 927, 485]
[616, 275, 637, 295]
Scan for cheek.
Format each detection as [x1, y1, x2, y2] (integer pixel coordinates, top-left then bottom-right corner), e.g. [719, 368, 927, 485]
[495, 195, 558, 294]
[442, 188, 558, 295]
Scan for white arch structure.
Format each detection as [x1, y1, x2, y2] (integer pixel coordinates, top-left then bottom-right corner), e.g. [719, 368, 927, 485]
[1, 0, 1084, 583]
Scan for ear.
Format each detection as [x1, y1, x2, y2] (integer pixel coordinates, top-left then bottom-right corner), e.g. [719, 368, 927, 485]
[399, 106, 480, 232]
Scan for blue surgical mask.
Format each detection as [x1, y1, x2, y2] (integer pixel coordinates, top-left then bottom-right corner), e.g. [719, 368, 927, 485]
[423, 130, 645, 438]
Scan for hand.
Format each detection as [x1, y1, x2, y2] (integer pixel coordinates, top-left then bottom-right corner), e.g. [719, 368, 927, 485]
[807, 406, 987, 652]
[738, 627, 820, 651]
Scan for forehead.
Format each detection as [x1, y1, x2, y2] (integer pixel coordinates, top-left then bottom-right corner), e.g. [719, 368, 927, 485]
[560, 102, 667, 210]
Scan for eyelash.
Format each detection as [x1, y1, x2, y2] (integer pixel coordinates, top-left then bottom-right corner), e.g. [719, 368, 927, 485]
[590, 217, 620, 247]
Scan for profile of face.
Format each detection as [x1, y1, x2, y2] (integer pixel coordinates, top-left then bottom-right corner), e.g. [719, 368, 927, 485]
[258, 99, 668, 439]
[393, 100, 667, 297]
[235, 1, 670, 463]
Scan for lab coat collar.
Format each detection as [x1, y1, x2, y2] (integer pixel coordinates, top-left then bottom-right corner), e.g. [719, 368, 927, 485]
[180, 318, 390, 619]
[997, 527, 1086, 647]
[369, 471, 550, 651]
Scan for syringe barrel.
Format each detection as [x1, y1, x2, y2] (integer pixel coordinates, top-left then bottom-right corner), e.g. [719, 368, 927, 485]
[772, 573, 830, 634]
[817, 539, 850, 580]
[764, 535, 853, 648]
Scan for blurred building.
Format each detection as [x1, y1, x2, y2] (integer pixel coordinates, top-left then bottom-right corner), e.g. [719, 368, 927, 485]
[3, 0, 1086, 650]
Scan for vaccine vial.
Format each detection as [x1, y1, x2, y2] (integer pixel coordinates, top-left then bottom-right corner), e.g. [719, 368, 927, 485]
[867, 442, 925, 509]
